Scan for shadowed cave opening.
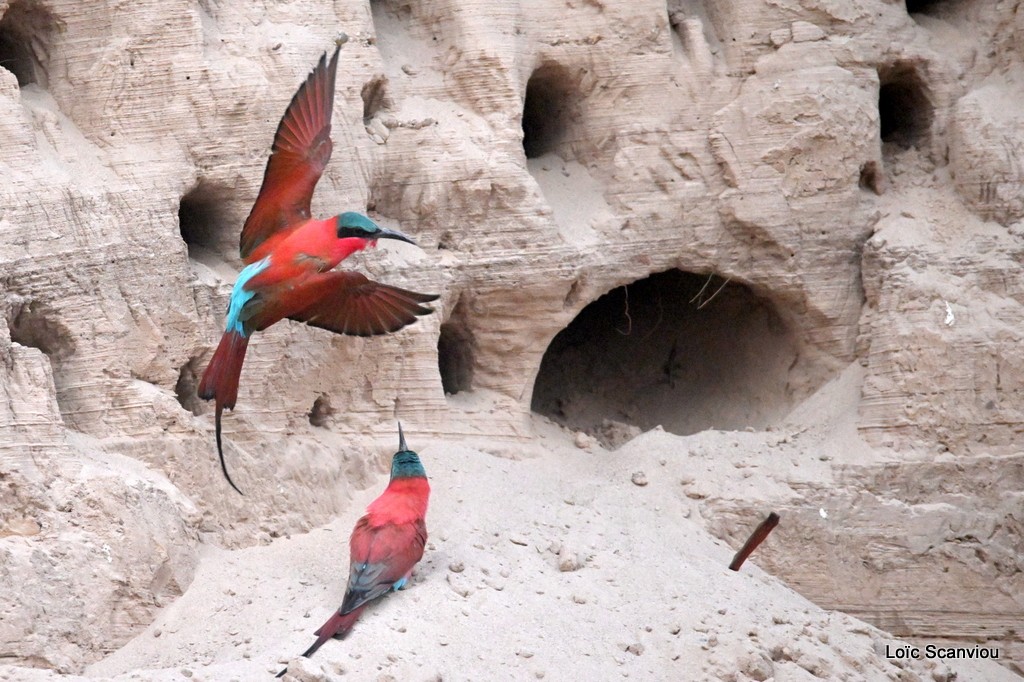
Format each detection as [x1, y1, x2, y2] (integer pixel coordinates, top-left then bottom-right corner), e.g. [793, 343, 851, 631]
[178, 181, 233, 257]
[531, 270, 802, 447]
[0, 0, 57, 88]
[308, 394, 335, 428]
[7, 298, 75, 417]
[905, 0, 945, 16]
[7, 298, 74, 359]
[859, 160, 883, 194]
[361, 74, 389, 122]
[522, 62, 579, 159]
[174, 357, 205, 416]
[878, 63, 932, 150]
[438, 299, 475, 395]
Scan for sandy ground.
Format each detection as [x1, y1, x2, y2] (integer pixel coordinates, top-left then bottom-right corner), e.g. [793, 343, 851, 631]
[1, 372, 1018, 681]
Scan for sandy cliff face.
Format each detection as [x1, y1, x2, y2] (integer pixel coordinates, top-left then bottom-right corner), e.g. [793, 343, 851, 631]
[0, 0, 1020, 675]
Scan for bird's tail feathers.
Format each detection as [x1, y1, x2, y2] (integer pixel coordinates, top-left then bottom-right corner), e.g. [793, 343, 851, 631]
[198, 331, 249, 409]
[276, 606, 364, 677]
[198, 331, 249, 495]
[309, 605, 364, 649]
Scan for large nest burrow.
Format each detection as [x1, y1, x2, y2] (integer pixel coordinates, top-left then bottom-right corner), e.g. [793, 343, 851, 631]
[178, 180, 235, 258]
[878, 62, 933, 151]
[522, 61, 582, 159]
[438, 298, 476, 396]
[531, 270, 803, 444]
[0, 0, 58, 88]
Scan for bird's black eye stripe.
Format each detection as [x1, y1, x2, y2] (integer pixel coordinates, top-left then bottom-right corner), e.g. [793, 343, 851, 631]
[337, 226, 378, 239]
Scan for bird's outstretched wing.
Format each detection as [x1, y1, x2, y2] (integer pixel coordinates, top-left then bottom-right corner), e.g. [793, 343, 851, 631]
[284, 271, 438, 337]
[240, 46, 340, 260]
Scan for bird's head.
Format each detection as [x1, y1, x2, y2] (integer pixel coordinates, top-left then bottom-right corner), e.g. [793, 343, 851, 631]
[336, 212, 417, 246]
[390, 422, 426, 480]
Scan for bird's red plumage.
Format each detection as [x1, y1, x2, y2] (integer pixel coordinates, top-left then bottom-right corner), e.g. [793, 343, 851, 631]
[365, 477, 431, 525]
[279, 460, 429, 675]
[284, 272, 440, 337]
[245, 218, 369, 284]
[241, 47, 339, 260]
[197, 44, 437, 494]
[197, 331, 248, 410]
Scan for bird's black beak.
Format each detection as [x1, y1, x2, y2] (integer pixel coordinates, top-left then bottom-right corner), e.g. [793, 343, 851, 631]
[398, 422, 408, 452]
[377, 227, 417, 246]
